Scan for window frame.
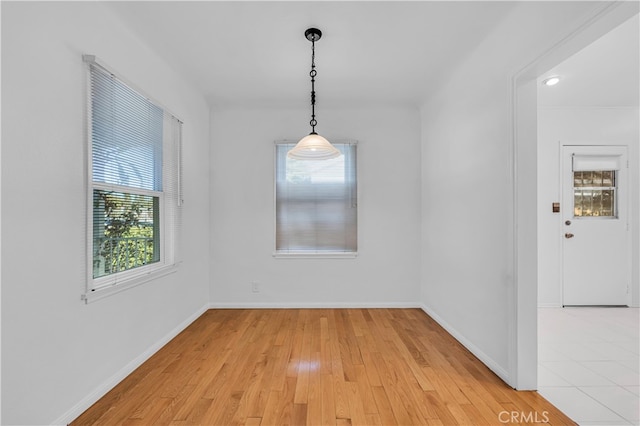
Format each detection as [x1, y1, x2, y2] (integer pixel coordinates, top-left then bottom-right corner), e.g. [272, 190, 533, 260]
[83, 55, 182, 303]
[572, 170, 618, 219]
[273, 139, 359, 259]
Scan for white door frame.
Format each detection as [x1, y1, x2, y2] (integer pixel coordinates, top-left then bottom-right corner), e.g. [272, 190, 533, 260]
[510, 1, 639, 390]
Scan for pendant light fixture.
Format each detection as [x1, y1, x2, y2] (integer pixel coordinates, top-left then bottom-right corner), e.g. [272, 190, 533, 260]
[288, 28, 341, 160]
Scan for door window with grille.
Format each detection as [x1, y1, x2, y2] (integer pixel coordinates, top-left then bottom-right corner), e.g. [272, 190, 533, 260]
[573, 170, 617, 218]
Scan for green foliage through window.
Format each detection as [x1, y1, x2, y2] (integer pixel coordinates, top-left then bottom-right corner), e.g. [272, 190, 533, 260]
[92, 190, 159, 278]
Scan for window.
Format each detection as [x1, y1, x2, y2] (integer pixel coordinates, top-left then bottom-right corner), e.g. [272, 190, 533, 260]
[84, 55, 182, 301]
[573, 170, 617, 217]
[571, 152, 622, 219]
[275, 141, 357, 256]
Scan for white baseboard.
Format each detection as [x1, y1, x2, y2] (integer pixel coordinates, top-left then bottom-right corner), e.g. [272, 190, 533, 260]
[419, 304, 511, 385]
[53, 303, 209, 426]
[208, 302, 421, 309]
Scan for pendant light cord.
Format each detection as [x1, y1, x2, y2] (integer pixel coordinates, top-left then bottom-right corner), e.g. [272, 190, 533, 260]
[309, 38, 317, 134]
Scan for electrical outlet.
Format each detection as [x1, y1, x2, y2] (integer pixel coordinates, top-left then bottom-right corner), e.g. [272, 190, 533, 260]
[251, 281, 260, 293]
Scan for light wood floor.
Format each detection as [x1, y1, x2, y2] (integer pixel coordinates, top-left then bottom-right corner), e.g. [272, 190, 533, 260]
[72, 309, 575, 425]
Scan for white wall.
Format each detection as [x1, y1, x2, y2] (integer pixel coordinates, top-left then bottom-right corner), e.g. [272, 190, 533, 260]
[538, 107, 640, 307]
[420, 87, 513, 379]
[210, 106, 421, 307]
[419, 2, 613, 385]
[1, 3, 210, 424]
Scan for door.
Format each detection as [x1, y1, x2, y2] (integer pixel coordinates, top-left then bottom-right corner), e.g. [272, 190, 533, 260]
[562, 145, 630, 306]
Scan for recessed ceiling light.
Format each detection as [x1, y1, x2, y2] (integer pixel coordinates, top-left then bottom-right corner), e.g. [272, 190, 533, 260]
[542, 76, 561, 86]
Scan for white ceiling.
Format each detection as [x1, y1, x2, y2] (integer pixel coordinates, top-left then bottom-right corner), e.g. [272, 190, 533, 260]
[108, 1, 518, 108]
[108, 2, 639, 109]
[538, 14, 639, 108]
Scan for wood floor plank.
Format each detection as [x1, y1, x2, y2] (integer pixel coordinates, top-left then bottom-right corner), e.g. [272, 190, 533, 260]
[154, 383, 197, 425]
[294, 311, 313, 404]
[231, 349, 274, 422]
[422, 390, 462, 425]
[121, 397, 173, 426]
[71, 309, 577, 426]
[320, 373, 337, 426]
[371, 351, 417, 425]
[360, 351, 382, 387]
[205, 390, 243, 425]
[306, 352, 322, 425]
[319, 316, 330, 375]
[352, 364, 378, 414]
[370, 385, 398, 426]
[345, 382, 369, 426]
[293, 403, 308, 426]
[332, 371, 351, 421]
[459, 384, 513, 424]
[259, 390, 283, 426]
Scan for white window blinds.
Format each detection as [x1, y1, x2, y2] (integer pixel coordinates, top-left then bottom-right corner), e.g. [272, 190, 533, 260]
[275, 141, 357, 255]
[90, 65, 164, 191]
[572, 154, 623, 171]
[85, 55, 182, 299]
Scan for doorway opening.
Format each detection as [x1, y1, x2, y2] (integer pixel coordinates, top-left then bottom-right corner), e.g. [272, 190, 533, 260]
[526, 9, 639, 424]
[511, 0, 638, 394]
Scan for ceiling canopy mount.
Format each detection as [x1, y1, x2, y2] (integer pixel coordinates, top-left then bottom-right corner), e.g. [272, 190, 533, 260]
[304, 28, 322, 42]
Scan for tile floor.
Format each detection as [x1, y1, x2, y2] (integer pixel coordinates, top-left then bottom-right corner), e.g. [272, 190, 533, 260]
[538, 307, 640, 425]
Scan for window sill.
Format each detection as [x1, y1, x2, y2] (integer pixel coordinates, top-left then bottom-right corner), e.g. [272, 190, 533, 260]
[273, 252, 358, 259]
[82, 264, 178, 304]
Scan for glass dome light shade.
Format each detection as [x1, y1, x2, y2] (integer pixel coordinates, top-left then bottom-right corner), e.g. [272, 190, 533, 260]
[287, 133, 342, 160]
